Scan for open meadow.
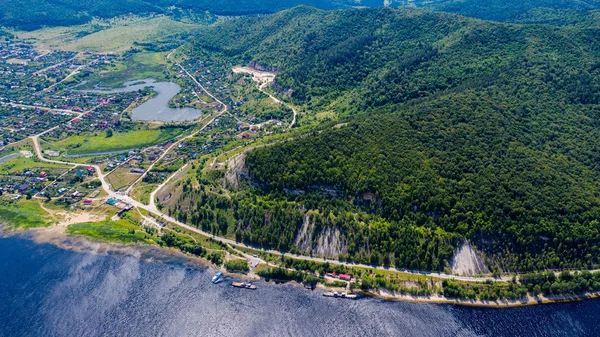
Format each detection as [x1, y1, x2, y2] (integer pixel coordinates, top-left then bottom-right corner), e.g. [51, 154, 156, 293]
[17, 15, 205, 53]
[41, 128, 182, 156]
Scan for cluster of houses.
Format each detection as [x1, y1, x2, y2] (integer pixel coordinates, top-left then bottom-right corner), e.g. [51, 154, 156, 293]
[0, 168, 59, 196]
[0, 106, 73, 144]
[0, 41, 78, 97]
[0, 165, 99, 201]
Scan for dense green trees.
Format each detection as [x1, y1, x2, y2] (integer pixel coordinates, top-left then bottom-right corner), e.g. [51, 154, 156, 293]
[412, 0, 600, 23]
[224, 259, 250, 272]
[3, 0, 598, 30]
[193, 6, 600, 113]
[519, 271, 600, 295]
[185, 7, 600, 272]
[159, 231, 224, 265]
[246, 90, 600, 271]
[0, 0, 380, 30]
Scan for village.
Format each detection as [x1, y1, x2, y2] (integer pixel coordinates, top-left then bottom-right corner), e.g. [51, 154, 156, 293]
[0, 31, 310, 292]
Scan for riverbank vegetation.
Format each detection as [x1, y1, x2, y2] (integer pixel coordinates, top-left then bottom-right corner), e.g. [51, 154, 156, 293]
[224, 259, 249, 273]
[158, 230, 224, 266]
[0, 200, 53, 229]
[67, 217, 156, 244]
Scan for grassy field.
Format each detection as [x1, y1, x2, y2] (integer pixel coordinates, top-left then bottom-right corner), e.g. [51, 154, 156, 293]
[42, 128, 182, 155]
[0, 200, 53, 229]
[130, 182, 157, 205]
[82, 51, 169, 88]
[18, 15, 203, 53]
[67, 219, 156, 244]
[106, 167, 140, 191]
[0, 156, 71, 175]
[0, 138, 34, 159]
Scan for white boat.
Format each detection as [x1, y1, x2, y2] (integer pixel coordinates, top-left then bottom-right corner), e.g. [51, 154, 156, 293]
[212, 272, 223, 284]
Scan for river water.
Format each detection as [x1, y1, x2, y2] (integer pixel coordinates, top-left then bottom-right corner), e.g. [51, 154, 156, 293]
[80, 79, 203, 122]
[0, 235, 597, 337]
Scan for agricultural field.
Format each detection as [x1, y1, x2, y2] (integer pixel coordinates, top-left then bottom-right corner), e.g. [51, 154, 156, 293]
[0, 156, 71, 173]
[105, 167, 140, 191]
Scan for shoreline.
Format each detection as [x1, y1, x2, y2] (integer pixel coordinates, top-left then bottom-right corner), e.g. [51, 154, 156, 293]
[2, 224, 600, 309]
[366, 288, 600, 308]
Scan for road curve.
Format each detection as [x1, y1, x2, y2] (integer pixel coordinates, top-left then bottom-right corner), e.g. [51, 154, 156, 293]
[125, 59, 229, 196]
[25, 50, 512, 283]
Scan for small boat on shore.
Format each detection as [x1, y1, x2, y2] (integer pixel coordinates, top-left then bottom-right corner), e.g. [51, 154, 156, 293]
[232, 281, 257, 290]
[323, 291, 358, 299]
[212, 272, 223, 284]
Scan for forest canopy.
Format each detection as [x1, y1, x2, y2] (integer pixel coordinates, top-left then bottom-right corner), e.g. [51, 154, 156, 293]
[186, 6, 600, 272]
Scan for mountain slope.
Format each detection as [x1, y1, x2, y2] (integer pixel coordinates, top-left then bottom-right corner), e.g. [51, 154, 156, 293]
[408, 0, 600, 23]
[0, 0, 382, 30]
[189, 7, 600, 271]
[193, 7, 600, 111]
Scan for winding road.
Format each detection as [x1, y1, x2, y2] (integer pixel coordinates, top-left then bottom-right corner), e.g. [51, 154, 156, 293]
[232, 66, 297, 130]
[29, 110, 510, 283]
[125, 54, 229, 196]
[16, 50, 511, 284]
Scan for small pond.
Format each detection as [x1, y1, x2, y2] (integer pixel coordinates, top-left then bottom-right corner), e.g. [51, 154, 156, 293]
[79, 79, 203, 122]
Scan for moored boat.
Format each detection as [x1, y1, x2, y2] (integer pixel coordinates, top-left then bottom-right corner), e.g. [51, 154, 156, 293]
[323, 291, 358, 299]
[232, 281, 257, 290]
[212, 272, 223, 284]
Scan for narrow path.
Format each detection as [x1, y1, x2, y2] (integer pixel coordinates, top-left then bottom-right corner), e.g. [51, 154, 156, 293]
[2, 102, 82, 115]
[41, 59, 97, 93]
[33, 53, 79, 75]
[232, 66, 297, 130]
[33, 49, 51, 62]
[148, 163, 188, 209]
[34, 166, 75, 198]
[258, 82, 297, 130]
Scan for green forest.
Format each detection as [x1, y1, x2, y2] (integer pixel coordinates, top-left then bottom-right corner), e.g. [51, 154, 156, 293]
[0, 0, 379, 30]
[3, 0, 600, 30]
[179, 6, 600, 273]
[410, 0, 600, 23]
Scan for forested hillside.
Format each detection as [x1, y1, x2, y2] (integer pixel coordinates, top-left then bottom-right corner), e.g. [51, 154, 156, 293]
[3, 0, 599, 30]
[0, 0, 381, 30]
[186, 7, 600, 272]
[403, 0, 600, 23]
[193, 6, 600, 112]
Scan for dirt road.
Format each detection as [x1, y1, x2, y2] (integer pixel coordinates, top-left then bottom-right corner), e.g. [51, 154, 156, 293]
[232, 66, 297, 130]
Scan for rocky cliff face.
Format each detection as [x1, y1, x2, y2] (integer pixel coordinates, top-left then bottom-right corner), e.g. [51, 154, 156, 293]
[294, 213, 348, 258]
[450, 241, 490, 275]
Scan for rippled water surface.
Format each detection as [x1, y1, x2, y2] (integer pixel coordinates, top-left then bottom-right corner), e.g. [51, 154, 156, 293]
[0, 236, 597, 337]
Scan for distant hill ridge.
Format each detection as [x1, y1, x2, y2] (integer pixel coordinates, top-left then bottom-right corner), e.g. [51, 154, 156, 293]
[2, 0, 600, 30]
[0, 0, 381, 30]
